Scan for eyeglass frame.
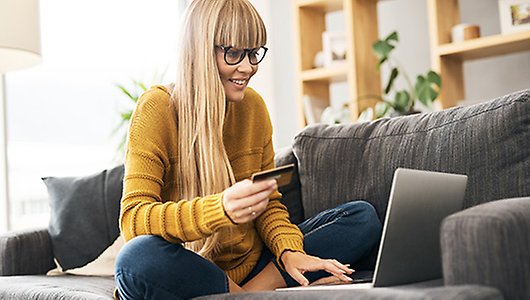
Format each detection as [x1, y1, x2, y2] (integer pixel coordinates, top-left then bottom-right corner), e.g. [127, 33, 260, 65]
[215, 45, 268, 65]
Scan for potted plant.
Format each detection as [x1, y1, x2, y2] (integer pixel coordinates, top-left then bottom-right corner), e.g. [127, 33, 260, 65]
[358, 31, 442, 121]
[112, 79, 146, 156]
[112, 70, 167, 156]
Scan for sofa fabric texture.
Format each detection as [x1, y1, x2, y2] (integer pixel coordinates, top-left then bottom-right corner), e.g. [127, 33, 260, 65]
[0, 276, 503, 300]
[292, 89, 529, 221]
[0, 275, 115, 300]
[441, 197, 530, 300]
[196, 285, 503, 300]
[0, 229, 54, 276]
[43, 164, 124, 270]
[1, 89, 529, 299]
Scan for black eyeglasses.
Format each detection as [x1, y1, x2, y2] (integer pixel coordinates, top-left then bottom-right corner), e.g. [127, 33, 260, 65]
[216, 45, 268, 65]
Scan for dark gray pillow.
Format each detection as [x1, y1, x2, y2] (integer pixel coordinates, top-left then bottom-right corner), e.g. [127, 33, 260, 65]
[43, 164, 124, 270]
[275, 146, 304, 224]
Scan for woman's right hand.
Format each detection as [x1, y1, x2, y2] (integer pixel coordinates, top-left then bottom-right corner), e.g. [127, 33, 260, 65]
[222, 179, 277, 224]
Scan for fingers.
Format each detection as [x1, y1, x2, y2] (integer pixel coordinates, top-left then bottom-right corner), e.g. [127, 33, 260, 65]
[332, 260, 355, 275]
[287, 267, 309, 286]
[238, 185, 276, 208]
[229, 179, 277, 199]
[283, 253, 355, 286]
[224, 188, 272, 217]
[223, 179, 276, 224]
[233, 198, 269, 223]
[302, 258, 354, 283]
[320, 261, 353, 282]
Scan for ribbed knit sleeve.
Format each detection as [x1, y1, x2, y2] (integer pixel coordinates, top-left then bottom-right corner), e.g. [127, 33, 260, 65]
[254, 116, 305, 267]
[119, 87, 233, 243]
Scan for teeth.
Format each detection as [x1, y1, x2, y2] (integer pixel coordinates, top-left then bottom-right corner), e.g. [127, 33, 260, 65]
[231, 79, 246, 85]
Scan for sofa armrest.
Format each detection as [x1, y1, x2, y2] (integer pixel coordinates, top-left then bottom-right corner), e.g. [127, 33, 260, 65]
[275, 146, 304, 224]
[0, 228, 56, 276]
[441, 197, 530, 300]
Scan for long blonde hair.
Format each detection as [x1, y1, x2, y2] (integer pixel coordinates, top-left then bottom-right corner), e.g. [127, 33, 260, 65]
[170, 0, 267, 260]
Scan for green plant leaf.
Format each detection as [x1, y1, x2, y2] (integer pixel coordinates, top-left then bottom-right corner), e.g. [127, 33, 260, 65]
[373, 31, 398, 63]
[373, 40, 394, 66]
[385, 31, 399, 43]
[115, 83, 135, 101]
[427, 70, 441, 87]
[375, 101, 391, 118]
[384, 67, 399, 94]
[376, 57, 388, 70]
[415, 71, 441, 107]
[120, 111, 133, 121]
[393, 90, 410, 114]
[133, 80, 148, 92]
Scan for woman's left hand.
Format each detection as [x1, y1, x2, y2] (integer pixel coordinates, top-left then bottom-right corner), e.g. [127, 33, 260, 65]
[280, 251, 354, 286]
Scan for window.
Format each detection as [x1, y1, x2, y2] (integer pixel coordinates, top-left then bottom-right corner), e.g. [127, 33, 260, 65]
[4, 0, 182, 231]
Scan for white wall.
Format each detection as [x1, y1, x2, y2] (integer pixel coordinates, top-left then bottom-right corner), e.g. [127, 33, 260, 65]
[268, 0, 530, 148]
[269, 0, 300, 149]
[248, 0, 278, 147]
[460, 0, 530, 104]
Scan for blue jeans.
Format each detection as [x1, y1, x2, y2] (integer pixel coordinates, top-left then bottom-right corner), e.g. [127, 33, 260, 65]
[115, 200, 381, 299]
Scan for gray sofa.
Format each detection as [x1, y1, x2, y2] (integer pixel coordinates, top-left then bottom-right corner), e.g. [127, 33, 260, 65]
[0, 89, 528, 299]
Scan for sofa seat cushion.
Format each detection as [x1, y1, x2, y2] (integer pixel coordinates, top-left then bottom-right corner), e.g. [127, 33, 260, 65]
[196, 285, 502, 299]
[293, 89, 529, 221]
[0, 275, 502, 300]
[0, 275, 115, 300]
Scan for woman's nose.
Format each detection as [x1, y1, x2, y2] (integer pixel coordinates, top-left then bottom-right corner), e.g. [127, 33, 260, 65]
[236, 55, 254, 73]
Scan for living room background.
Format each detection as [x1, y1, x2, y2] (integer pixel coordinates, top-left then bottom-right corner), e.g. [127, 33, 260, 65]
[270, 0, 530, 148]
[1, 0, 529, 233]
[3, 0, 183, 231]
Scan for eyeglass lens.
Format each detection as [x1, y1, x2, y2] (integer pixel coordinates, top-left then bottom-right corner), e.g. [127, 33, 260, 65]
[224, 47, 267, 65]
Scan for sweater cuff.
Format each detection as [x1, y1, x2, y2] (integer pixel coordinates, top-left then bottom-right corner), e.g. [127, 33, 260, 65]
[201, 192, 234, 232]
[274, 238, 306, 270]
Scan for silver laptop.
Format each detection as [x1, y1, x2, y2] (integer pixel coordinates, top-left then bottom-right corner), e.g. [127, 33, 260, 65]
[276, 168, 468, 291]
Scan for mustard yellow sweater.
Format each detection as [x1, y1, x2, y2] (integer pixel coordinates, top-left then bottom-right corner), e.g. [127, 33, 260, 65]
[119, 85, 305, 284]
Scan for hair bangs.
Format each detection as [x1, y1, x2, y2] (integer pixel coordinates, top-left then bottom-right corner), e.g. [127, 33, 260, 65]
[215, 0, 267, 49]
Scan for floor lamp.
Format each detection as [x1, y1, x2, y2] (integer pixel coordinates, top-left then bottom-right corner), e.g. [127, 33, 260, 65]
[0, 0, 42, 232]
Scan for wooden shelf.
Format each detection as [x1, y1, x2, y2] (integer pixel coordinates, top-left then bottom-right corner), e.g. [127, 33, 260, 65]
[296, 0, 343, 12]
[437, 31, 530, 60]
[294, 0, 380, 127]
[428, 0, 530, 108]
[301, 66, 348, 82]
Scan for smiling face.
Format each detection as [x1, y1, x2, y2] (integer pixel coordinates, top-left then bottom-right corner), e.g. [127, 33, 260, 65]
[216, 47, 259, 102]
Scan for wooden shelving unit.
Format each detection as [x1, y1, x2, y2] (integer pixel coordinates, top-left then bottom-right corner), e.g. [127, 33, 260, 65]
[427, 0, 530, 108]
[437, 31, 530, 60]
[300, 66, 348, 82]
[293, 0, 381, 128]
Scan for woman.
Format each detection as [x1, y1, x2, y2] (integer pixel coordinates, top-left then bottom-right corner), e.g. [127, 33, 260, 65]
[115, 0, 381, 299]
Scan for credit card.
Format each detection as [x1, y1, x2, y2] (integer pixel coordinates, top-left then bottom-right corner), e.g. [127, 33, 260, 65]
[251, 164, 295, 188]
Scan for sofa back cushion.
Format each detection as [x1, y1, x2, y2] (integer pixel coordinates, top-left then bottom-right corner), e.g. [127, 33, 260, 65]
[293, 89, 529, 221]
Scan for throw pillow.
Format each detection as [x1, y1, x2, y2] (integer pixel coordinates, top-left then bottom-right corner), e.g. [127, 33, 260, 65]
[47, 234, 125, 276]
[43, 164, 124, 271]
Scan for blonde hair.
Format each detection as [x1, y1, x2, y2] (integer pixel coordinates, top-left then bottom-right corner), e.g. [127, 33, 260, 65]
[170, 0, 267, 260]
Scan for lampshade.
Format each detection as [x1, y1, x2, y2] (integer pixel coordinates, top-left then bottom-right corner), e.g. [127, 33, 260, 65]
[0, 0, 41, 73]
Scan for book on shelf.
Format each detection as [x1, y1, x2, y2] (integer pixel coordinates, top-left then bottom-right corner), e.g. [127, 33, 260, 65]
[303, 95, 328, 124]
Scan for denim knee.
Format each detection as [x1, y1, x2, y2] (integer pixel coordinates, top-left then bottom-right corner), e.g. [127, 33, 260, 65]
[343, 201, 382, 247]
[115, 235, 228, 300]
[116, 235, 153, 263]
[115, 235, 166, 278]
[115, 235, 176, 299]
